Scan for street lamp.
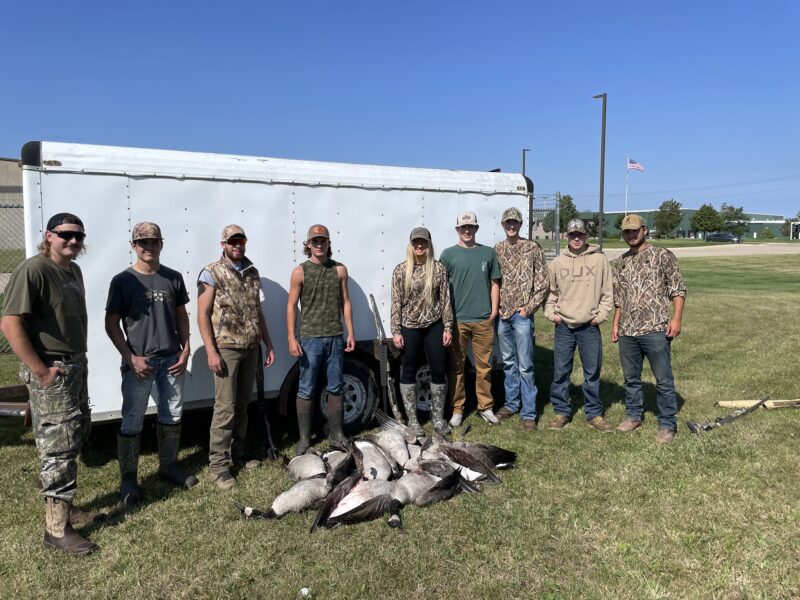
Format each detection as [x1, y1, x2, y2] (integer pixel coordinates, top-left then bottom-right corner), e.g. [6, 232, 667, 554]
[522, 148, 532, 238]
[593, 93, 607, 252]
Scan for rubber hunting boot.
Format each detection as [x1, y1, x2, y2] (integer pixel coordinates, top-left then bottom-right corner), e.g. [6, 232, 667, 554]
[399, 383, 424, 437]
[295, 397, 314, 456]
[326, 394, 349, 445]
[429, 383, 451, 436]
[156, 422, 199, 489]
[118, 431, 142, 507]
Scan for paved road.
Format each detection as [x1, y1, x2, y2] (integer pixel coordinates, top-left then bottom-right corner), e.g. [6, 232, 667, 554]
[602, 243, 800, 262]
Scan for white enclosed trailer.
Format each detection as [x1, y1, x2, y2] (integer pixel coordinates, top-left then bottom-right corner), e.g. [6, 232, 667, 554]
[19, 141, 530, 428]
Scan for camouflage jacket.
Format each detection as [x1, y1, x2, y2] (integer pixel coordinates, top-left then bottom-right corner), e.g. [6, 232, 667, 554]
[206, 257, 262, 350]
[493, 238, 549, 319]
[390, 261, 453, 335]
[613, 245, 686, 337]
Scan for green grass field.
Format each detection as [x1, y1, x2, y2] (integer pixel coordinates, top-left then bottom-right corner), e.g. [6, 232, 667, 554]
[1, 255, 798, 599]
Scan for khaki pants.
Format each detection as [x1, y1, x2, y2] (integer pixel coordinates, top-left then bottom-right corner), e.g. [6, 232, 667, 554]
[208, 347, 258, 475]
[448, 319, 495, 413]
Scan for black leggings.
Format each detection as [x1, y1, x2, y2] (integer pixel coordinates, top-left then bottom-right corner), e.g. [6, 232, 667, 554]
[399, 320, 447, 384]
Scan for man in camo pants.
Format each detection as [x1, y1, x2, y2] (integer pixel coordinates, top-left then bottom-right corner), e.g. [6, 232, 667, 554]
[1, 213, 101, 555]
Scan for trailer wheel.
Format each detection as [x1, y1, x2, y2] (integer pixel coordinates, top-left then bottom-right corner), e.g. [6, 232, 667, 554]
[320, 358, 378, 434]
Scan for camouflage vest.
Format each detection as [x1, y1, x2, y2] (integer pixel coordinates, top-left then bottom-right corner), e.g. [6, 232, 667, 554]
[206, 257, 261, 350]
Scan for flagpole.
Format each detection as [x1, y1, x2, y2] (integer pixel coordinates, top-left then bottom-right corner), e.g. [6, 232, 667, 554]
[625, 156, 629, 215]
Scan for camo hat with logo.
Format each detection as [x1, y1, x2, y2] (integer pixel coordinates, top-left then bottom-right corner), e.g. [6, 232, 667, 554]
[131, 222, 163, 242]
[221, 224, 247, 242]
[566, 218, 587, 234]
[620, 214, 647, 231]
[306, 224, 331, 241]
[501, 207, 523, 223]
[456, 211, 478, 227]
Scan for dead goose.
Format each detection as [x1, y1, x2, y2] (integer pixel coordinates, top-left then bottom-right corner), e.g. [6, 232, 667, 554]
[236, 476, 331, 520]
[285, 451, 327, 481]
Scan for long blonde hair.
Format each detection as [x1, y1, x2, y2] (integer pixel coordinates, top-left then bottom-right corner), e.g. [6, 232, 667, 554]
[404, 239, 436, 309]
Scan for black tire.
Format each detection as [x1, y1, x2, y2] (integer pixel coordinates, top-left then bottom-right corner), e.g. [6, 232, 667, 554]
[320, 358, 378, 434]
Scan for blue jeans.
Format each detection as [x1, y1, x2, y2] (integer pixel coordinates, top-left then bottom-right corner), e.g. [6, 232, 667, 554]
[618, 332, 677, 430]
[497, 312, 537, 420]
[120, 353, 184, 435]
[298, 336, 345, 399]
[549, 322, 603, 419]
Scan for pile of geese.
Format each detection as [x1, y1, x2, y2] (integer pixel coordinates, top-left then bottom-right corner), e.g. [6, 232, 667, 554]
[236, 409, 517, 531]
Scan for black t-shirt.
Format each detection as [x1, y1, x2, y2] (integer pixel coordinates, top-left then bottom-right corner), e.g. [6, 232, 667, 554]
[105, 265, 189, 358]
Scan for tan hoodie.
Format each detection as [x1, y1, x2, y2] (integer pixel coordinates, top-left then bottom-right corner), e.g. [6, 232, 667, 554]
[543, 244, 613, 328]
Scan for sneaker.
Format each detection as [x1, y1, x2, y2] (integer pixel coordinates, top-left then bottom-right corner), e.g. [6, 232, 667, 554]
[656, 428, 676, 444]
[210, 471, 236, 491]
[449, 413, 463, 428]
[588, 416, 614, 433]
[616, 418, 643, 433]
[478, 409, 499, 425]
[521, 419, 537, 431]
[495, 407, 516, 421]
[548, 415, 570, 430]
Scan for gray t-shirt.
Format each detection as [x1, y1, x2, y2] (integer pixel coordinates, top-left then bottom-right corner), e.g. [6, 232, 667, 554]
[105, 265, 189, 358]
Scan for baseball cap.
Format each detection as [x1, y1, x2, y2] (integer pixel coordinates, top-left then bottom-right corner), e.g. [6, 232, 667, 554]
[566, 219, 587, 234]
[131, 222, 163, 241]
[456, 211, 478, 227]
[306, 224, 331, 241]
[46, 213, 84, 231]
[620, 214, 647, 231]
[409, 227, 431, 242]
[221, 224, 247, 242]
[501, 207, 523, 223]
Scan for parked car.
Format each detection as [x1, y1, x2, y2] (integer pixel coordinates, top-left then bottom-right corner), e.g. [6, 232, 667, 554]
[705, 231, 742, 243]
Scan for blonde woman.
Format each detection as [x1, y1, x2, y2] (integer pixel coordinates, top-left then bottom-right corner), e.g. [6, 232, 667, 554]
[390, 227, 453, 436]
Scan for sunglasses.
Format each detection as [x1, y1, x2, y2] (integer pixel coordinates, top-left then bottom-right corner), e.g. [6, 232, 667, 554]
[226, 238, 246, 246]
[49, 229, 86, 242]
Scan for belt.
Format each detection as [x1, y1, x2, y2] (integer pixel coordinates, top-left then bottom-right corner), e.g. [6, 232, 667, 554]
[42, 352, 86, 363]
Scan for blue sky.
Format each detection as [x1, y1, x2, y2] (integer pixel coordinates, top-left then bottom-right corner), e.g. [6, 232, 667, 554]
[2, 1, 798, 217]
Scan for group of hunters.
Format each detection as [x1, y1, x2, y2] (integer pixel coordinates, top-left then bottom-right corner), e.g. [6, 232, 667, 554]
[0, 207, 686, 555]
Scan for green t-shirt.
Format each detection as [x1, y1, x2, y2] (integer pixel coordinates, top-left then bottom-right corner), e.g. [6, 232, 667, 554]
[439, 244, 500, 322]
[2, 254, 88, 355]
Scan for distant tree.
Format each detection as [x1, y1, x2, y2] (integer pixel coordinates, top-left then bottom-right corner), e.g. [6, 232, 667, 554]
[653, 199, 683, 238]
[720, 203, 749, 237]
[584, 213, 599, 237]
[614, 213, 626, 231]
[761, 227, 775, 239]
[691, 203, 724, 234]
[780, 220, 791, 237]
[542, 193, 579, 234]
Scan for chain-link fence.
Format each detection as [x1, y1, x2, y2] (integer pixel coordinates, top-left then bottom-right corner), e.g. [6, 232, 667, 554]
[529, 194, 560, 261]
[1, 204, 25, 353]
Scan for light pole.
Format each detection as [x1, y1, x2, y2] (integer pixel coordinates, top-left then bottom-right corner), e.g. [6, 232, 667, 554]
[522, 148, 532, 238]
[592, 93, 607, 252]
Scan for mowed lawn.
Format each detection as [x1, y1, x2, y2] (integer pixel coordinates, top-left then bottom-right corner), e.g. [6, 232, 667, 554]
[0, 255, 798, 599]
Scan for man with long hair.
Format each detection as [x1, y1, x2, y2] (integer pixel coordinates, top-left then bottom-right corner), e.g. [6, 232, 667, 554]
[1, 213, 101, 555]
[390, 227, 453, 436]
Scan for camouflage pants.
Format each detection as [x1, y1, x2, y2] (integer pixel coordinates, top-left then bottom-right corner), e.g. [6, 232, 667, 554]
[21, 357, 91, 503]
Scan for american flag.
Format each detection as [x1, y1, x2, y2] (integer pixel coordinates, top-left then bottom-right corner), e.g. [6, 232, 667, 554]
[627, 158, 645, 172]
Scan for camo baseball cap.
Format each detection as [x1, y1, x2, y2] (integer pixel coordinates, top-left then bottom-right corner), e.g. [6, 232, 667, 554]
[306, 224, 331, 241]
[501, 207, 523, 223]
[221, 224, 247, 242]
[620, 214, 647, 231]
[566, 219, 587, 234]
[131, 221, 163, 241]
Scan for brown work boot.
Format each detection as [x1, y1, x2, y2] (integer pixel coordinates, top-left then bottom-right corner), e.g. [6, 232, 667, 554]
[656, 428, 676, 444]
[548, 415, 570, 430]
[496, 407, 516, 422]
[588, 416, 614, 433]
[43, 498, 97, 555]
[521, 419, 537, 431]
[210, 471, 236, 491]
[68, 505, 107, 527]
[616, 417, 643, 433]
